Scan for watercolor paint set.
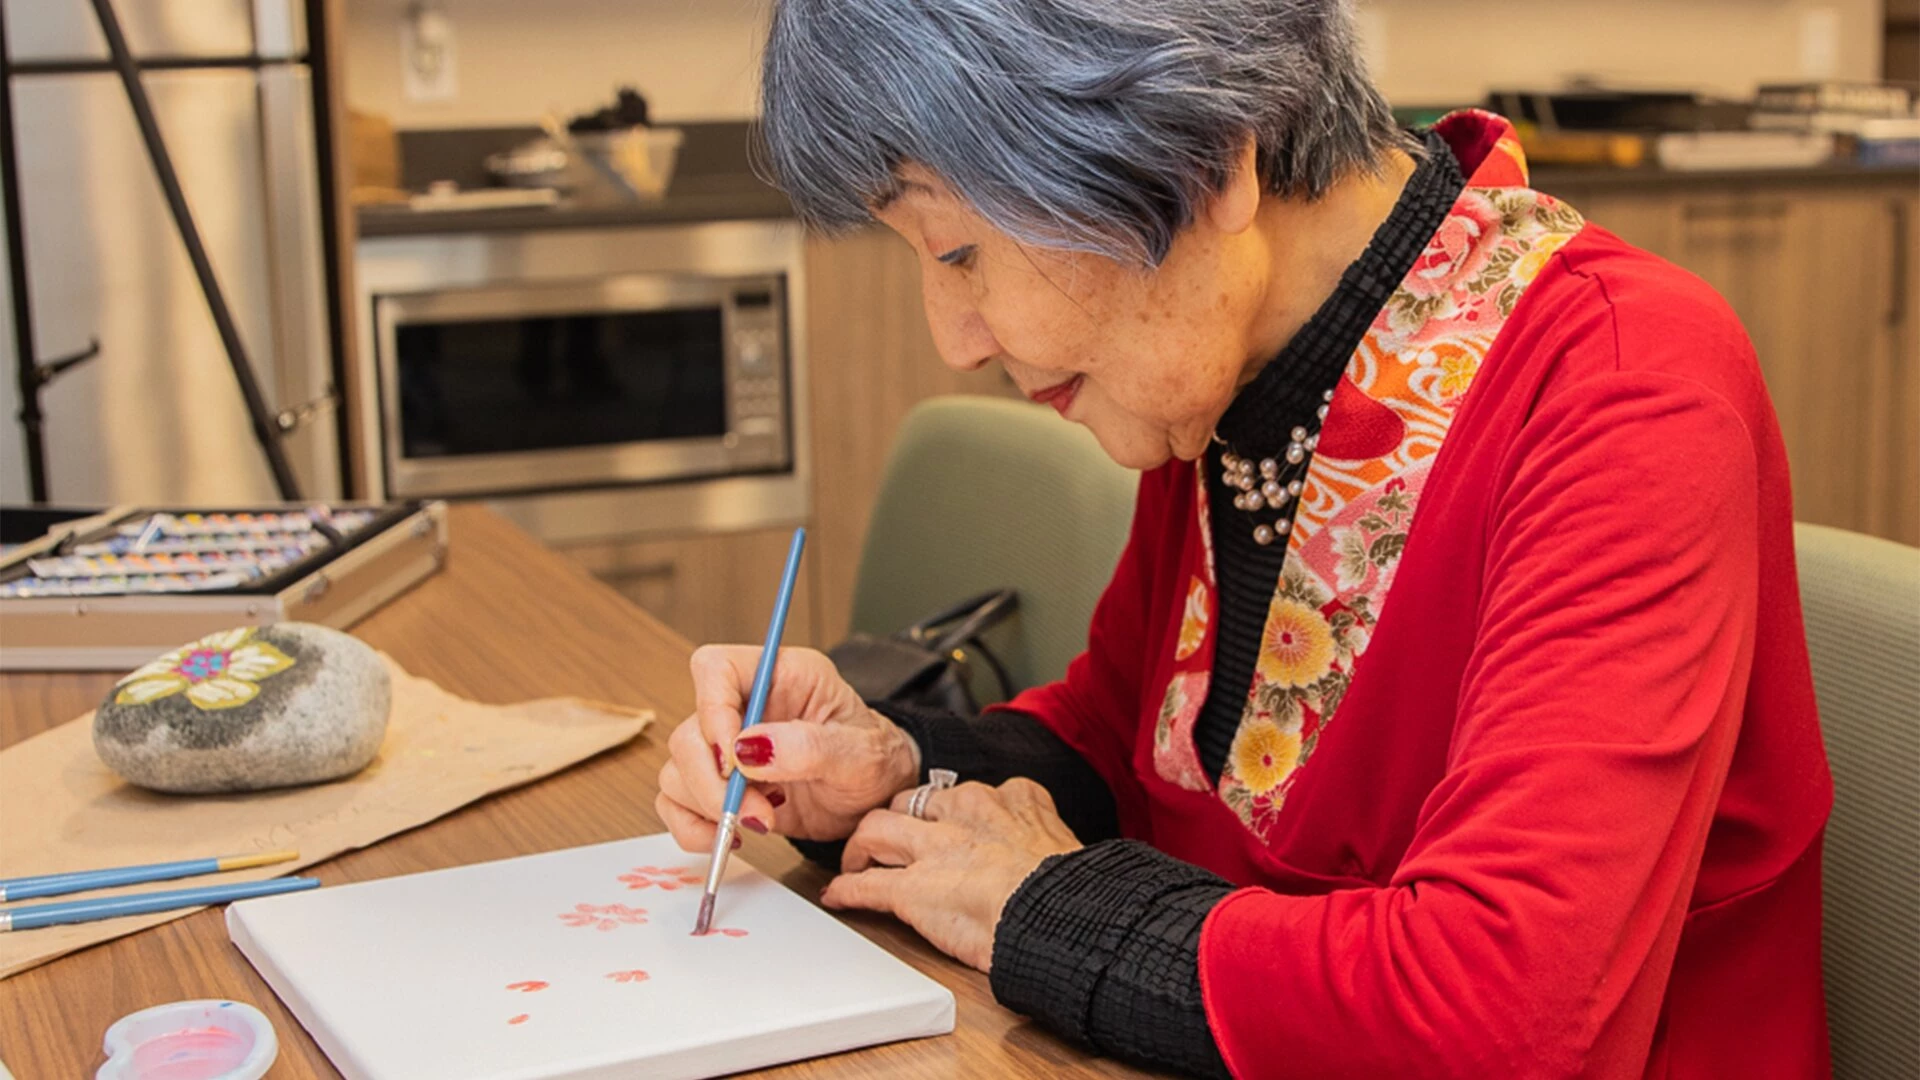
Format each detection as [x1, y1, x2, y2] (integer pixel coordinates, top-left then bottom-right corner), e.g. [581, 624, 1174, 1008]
[0, 502, 449, 671]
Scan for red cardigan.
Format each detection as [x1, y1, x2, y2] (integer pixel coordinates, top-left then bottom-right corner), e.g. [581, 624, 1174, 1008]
[1003, 224, 1833, 1075]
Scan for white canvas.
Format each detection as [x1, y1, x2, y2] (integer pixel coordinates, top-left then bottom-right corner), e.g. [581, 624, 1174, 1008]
[226, 835, 955, 1080]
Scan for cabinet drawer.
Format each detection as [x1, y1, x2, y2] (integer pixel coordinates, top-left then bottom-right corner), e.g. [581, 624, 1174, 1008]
[559, 527, 818, 650]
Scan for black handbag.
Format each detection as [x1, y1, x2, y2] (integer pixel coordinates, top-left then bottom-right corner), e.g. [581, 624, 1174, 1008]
[827, 590, 1019, 716]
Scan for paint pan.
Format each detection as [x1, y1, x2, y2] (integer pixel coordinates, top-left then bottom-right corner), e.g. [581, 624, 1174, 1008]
[96, 1000, 276, 1080]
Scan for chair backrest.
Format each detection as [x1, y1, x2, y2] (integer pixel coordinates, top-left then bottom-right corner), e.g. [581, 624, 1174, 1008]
[848, 396, 1137, 700]
[1794, 522, 1920, 1080]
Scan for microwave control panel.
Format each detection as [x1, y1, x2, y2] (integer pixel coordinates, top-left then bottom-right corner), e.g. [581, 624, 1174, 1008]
[725, 282, 790, 464]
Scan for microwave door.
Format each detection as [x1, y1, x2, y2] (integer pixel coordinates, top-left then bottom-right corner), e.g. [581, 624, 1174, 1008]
[378, 292, 747, 498]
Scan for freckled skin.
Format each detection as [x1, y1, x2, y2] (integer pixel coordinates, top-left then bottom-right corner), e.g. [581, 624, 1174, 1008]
[873, 140, 1417, 470]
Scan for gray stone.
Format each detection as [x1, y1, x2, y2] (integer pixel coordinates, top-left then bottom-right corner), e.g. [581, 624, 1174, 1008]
[93, 623, 391, 794]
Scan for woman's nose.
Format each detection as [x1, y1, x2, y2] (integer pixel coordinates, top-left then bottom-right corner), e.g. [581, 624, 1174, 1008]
[920, 275, 998, 373]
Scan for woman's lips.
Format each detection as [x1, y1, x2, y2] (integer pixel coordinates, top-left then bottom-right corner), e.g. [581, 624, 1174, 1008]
[1027, 375, 1084, 416]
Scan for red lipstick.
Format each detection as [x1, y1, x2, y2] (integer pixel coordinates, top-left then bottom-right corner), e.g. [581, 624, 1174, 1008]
[1027, 375, 1083, 417]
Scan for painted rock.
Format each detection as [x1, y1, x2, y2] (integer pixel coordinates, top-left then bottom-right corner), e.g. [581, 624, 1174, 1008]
[93, 623, 391, 794]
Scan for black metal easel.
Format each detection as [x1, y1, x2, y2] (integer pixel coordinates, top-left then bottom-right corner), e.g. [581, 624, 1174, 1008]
[0, 0, 329, 503]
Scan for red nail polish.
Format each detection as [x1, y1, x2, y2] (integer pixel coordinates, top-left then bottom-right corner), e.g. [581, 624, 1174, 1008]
[734, 735, 774, 768]
[766, 788, 787, 808]
[712, 744, 726, 772]
[732, 836, 743, 850]
[742, 817, 769, 835]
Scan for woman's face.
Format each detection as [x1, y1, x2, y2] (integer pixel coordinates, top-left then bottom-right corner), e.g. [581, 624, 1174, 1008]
[873, 164, 1268, 470]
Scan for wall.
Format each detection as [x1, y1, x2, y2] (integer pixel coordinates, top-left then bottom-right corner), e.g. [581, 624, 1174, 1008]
[343, 0, 771, 127]
[1361, 0, 1882, 104]
[341, 0, 1880, 129]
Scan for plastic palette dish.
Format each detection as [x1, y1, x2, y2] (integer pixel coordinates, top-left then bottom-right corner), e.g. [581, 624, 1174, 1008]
[97, 1000, 277, 1080]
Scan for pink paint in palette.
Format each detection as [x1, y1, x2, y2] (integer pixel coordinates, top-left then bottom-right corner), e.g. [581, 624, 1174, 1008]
[225, 834, 952, 1079]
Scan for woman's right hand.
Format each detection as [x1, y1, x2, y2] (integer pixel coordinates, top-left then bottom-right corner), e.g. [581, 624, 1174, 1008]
[656, 645, 922, 853]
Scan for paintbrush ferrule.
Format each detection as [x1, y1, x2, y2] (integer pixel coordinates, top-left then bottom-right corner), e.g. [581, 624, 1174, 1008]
[694, 813, 739, 935]
[217, 849, 300, 873]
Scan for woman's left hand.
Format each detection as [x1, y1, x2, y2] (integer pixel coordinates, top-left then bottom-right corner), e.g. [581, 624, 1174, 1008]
[820, 778, 1082, 972]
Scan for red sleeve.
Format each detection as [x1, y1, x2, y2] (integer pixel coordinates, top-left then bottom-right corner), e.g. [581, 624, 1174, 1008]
[989, 466, 1178, 840]
[1200, 372, 1761, 1078]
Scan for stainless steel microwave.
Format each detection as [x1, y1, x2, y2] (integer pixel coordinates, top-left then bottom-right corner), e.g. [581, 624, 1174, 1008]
[372, 273, 790, 500]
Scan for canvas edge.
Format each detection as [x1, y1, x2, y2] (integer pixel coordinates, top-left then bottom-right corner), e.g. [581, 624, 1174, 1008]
[226, 900, 379, 1080]
[549, 983, 959, 1080]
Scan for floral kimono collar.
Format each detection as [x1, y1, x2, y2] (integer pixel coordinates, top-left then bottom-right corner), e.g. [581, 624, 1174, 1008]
[1152, 111, 1588, 840]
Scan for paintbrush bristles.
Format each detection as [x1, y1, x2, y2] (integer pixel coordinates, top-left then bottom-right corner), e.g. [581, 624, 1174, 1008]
[693, 894, 716, 937]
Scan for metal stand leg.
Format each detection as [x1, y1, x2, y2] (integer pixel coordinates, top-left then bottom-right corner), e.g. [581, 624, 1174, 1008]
[87, 0, 303, 500]
[0, 5, 55, 503]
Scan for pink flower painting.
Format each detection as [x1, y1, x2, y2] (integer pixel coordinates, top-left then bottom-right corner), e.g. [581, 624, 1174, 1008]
[557, 903, 649, 931]
[618, 865, 705, 891]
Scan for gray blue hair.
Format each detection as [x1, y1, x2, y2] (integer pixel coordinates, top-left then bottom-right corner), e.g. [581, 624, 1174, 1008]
[758, 0, 1414, 267]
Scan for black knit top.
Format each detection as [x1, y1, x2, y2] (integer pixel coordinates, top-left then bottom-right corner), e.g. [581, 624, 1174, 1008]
[1196, 131, 1465, 777]
[805, 133, 1466, 1078]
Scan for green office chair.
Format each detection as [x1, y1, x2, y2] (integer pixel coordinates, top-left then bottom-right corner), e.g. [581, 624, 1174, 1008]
[1794, 523, 1920, 1080]
[847, 396, 1138, 704]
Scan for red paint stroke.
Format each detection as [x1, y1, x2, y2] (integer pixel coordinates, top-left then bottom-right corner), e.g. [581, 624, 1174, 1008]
[507, 1014, 530, 1026]
[619, 865, 705, 891]
[504, 981, 548, 993]
[557, 902, 649, 932]
[605, 969, 650, 983]
[697, 926, 750, 938]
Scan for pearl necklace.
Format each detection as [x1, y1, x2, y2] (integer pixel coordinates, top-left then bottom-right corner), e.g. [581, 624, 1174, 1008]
[1216, 387, 1334, 546]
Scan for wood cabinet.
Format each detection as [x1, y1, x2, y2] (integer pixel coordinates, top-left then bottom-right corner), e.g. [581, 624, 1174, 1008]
[556, 526, 820, 651]
[800, 228, 1025, 642]
[1546, 176, 1919, 546]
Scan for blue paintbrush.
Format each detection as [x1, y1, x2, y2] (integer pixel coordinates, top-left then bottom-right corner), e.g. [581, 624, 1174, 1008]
[0, 876, 319, 931]
[0, 850, 299, 902]
[693, 525, 805, 935]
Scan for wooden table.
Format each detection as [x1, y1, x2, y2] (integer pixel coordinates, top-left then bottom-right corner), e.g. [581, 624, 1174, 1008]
[0, 507, 1154, 1079]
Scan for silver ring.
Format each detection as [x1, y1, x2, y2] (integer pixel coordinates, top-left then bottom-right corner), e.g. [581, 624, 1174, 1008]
[907, 768, 959, 820]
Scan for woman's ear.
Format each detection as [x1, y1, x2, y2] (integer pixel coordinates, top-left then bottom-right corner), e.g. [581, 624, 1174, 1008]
[1205, 136, 1262, 237]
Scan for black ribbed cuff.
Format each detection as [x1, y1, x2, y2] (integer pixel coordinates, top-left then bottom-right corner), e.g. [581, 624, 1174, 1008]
[991, 840, 1234, 1078]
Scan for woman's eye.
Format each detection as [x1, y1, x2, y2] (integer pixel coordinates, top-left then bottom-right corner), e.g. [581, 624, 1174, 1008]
[935, 244, 978, 270]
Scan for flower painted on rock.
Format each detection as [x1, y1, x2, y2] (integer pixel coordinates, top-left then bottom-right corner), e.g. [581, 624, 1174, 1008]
[113, 627, 295, 711]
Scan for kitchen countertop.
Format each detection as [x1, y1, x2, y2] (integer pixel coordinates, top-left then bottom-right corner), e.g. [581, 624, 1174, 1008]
[1531, 159, 1917, 192]
[354, 118, 1913, 240]
[356, 177, 793, 238]
[356, 120, 795, 239]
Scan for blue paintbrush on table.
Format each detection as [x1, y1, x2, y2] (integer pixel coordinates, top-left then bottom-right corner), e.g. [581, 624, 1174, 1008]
[0, 849, 312, 930]
[1, 876, 319, 931]
[0, 849, 298, 902]
[694, 525, 806, 935]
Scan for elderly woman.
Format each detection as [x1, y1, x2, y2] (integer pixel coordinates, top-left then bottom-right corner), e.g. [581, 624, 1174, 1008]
[656, 2, 1832, 1076]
